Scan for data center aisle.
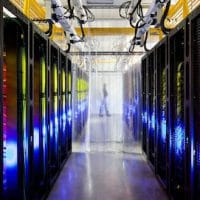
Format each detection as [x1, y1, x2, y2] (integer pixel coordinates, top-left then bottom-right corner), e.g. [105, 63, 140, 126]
[47, 65, 168, 199]
[47, 152, 168, 200]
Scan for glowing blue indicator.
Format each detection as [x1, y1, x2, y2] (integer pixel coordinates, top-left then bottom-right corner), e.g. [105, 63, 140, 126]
[78, 104, 81, 112]
[6, 142, 17, 168]
[67, 109, 72, 124]
[175, 122, 185, 155]
[151, 113, 155, 130]
[75, 111, 78, 119]
[62, 113, 67, 121]
[161, 117, 167, 141]
[132, 105, 136, 115]
[142, 111, 147, 123]
[191, 138, 194, 170]
[50, 121, 53, 138]
[42, 124, 47, 137]
[34, 128, 40, 149]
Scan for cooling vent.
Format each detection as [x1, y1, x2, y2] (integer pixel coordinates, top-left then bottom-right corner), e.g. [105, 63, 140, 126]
[87, 0, 114, 4]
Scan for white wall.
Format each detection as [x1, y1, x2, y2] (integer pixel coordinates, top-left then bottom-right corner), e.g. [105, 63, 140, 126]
[90, 72, 123, 115]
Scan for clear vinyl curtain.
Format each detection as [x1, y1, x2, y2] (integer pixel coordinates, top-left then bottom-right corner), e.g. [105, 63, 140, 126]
[72, 54, 142, 154]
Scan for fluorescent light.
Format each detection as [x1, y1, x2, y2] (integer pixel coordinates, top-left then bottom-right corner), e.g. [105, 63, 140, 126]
[87, 0, 114, 4]
[3, 7, 16, 18]
[55, 22, 62, 28]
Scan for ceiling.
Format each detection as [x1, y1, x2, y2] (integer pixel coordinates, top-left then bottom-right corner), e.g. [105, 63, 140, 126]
[38, 0, 152, 21]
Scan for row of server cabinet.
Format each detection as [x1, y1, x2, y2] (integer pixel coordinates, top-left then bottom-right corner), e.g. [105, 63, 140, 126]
[73, 67, 89, 137]
[0, 1, 81, 199]
[141, 6, 200, 200]
[123, 65, 142, 141]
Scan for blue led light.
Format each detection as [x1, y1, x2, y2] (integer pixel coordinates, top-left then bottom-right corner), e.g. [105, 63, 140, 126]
[75, 111, 78, 119]
[63, 113, 67, 121]
[161, 115, 167, 142]
[142, 111, 147, 123]
[78, 104, 81, 112]
[55, 116, 59, 143]
[67, 109, 72, 118]
[67, 109, 72, 124]
[191, 139, 194, 170]
[42, 124, 47, 137]
[175, 122, 185, 155]
[50, 121, 53, 138]
[135, 96, 139, 105]
[6, 142, 17, 168]
[132, 105, 136, 115]
[34, 128, 40, 149]
[151, 112, 155, 130]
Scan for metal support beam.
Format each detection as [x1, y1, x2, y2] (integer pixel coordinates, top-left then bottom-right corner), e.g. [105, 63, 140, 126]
[23, 0, 30, 17]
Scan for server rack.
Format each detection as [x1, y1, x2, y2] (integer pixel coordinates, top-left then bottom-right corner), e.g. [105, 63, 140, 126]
[189, 6, 200, 199]
[49, 42, 60, 184]
[147, 50, 156, 167]
[30, 24, 49, 199]
[0, 1, 3, 198]
[141, 56, 148, 153]
[155, 38, 169, 188]
[168, 19, 188, 199]
[59, 50, 69, 166]
[2, 1, 31, 199]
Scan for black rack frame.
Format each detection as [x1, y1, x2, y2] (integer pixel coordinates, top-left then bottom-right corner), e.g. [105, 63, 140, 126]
[188, 6, 200, 200]
[155, 37, 169, 189]
[59, 49, 70, 168]
[49, 41, 60, 186]
[30, 23, 49, 199]
[168, 18, 190, 199]
[147, 49, 156, 168]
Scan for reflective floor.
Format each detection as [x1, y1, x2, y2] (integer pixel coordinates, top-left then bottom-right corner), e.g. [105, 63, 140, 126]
[47, 152, 168, 200]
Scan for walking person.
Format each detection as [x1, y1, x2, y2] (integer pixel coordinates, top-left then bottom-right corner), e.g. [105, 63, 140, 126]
[99, 83, 111, 117]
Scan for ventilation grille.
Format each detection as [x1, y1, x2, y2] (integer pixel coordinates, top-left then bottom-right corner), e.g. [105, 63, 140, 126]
[156, 43, 167, 185]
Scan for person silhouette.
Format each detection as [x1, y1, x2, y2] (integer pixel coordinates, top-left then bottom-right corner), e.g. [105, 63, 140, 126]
[99, 83, 111, 117]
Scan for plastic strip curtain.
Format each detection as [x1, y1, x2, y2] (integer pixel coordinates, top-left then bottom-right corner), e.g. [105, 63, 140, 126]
[72, 44, 142, 153]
